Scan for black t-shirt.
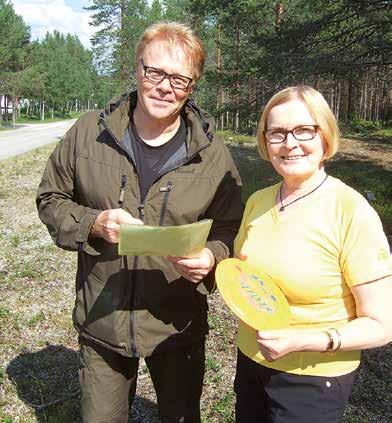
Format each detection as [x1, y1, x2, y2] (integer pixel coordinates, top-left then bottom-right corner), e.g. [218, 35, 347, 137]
[129, 117, 186, 201]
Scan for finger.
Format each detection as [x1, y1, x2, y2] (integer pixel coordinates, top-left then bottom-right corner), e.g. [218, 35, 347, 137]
[116, 209, 144, 225]
[236, 251, 248, 261]
[185, 273, 204, 283]
[172, 258, 207, 269]
[179, 266, 205, 281]
[167, 255, 192, 261]
[103, 222, 120, 239]
[256, 330, 284, 340]
[179, 267, 206, 279]
[257, 345, 274, 362]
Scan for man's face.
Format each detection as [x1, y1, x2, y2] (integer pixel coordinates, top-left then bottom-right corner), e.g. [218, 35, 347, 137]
[136, 41, 193, 124]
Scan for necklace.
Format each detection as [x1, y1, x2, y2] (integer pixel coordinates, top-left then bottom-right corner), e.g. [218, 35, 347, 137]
[279, 174, 328, 212]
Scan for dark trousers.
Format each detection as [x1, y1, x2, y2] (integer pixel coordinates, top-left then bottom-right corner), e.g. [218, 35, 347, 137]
[234, 349, 356, 423]
[79, 338, 205, 423]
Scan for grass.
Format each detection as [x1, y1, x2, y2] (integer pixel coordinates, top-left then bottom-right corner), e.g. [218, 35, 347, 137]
[0, 112, 81, 129]
[216, 130, 255, 144]
[0, 136, 391, 422]
[340, 120, 392, 143]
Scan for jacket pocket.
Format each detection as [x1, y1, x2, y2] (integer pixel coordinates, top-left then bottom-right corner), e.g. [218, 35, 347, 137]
[74, 269, 131, 348]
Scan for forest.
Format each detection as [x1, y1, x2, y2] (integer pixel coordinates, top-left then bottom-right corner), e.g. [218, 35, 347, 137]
[1, 0, 391, 132]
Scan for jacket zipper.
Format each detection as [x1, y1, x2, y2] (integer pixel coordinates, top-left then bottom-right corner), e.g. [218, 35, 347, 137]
[98, 118, 140, 356]
[118, 174, 127, 207]
[118, 174, 134, 355]
[159, 181, 173, 226]
[100, 113, 211, 356]
[127, 200, 146, 356]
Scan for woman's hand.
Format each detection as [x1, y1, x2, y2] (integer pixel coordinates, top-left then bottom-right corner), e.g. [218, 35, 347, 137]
[256, 329, 302, 361]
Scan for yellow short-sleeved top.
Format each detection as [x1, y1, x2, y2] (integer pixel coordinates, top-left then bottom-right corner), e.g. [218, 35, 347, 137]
[234, 176, 392, 377]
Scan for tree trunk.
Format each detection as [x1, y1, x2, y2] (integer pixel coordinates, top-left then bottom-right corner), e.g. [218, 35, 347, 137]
[336, 81, 341, 121]
[330, 85, 335, 114]
[119, 0, 127, 92]
[373, 75, 380, 122]
[0, 95, 3, 128]
[380, 72, 388, 123]
[346, 76, 355, 121]
[41, 99, 45, 121]
[363, 69, 369, 120]
[12, 95, 18, 128]
[234, 22, 240, 133]
[216, 19, 224, 131]
[275, 2, 284, 30]
[5, 96, 9, 121]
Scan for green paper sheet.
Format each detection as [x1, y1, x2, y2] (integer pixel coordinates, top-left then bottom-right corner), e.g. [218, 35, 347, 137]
[118, 219, 213, 257]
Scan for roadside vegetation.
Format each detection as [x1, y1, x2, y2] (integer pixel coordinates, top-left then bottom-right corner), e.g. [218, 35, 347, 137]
[0, 133, 391, 422]
[0, 112, 81, 129]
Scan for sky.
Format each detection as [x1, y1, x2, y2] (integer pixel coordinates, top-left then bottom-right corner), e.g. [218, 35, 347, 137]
[11, 0, 96, 49]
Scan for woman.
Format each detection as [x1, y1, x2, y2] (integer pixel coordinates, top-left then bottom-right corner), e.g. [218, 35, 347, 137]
[234, 86, 392, 422]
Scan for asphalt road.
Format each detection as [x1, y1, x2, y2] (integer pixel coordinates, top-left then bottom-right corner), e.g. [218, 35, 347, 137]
[0, 119, 77, 161]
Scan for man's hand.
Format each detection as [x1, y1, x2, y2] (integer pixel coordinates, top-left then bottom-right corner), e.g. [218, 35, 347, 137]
[167, 248, 215, 284]
[90, 208, 143, 243]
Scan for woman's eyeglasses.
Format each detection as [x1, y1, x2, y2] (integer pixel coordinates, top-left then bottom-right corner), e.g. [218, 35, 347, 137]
[264, 125, 320, 144]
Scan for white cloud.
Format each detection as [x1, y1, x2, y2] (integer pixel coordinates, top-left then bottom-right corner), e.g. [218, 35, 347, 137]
[12, 0, 95, 49]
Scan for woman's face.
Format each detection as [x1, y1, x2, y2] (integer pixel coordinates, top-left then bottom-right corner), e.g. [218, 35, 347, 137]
[266, 99, 325, 183]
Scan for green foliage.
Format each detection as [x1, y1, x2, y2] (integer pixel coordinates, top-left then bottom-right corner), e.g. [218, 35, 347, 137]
[31, 31, 95, 112]
[0, 0, 31, 121]
[215, 390, 235, 422]
[27, 311, 46, 327]
[0, 305, 10, 321]
[350, 119, 383, 131]
[0, 1, 97, 122]
[258, 0, 392, 79]
[216, 130, 255, 144]
[87, 0, 149, 93]
[0, 0, 30, 72]
[341, 120, 392, 143]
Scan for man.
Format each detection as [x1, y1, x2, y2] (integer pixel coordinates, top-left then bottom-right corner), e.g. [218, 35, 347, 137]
[37, 22, 243, 423]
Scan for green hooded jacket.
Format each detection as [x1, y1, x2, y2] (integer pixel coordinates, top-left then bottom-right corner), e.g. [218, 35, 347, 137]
[36, 92, 243, 357]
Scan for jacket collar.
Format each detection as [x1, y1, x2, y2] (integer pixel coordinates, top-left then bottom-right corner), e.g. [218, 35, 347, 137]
[100, 91, 214, 157]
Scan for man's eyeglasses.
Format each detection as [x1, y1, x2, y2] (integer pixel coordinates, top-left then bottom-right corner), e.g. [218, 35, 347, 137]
[140, 58, 193, 90]
[264, 125, 320, 144]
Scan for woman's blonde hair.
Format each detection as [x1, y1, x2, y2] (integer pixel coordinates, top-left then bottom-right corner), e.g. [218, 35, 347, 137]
[136, 22, 205, 82]
[257, 86, 340, 161]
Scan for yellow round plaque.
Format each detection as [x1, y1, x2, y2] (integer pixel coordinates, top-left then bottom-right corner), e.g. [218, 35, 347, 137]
[216, 258, 290, 330]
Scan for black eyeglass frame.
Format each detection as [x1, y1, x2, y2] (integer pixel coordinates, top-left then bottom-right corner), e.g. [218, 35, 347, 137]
[140, 58, 193, 90]
[264, 125, 320, 144]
